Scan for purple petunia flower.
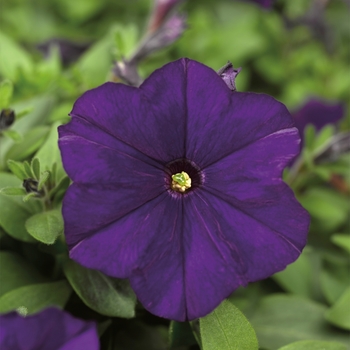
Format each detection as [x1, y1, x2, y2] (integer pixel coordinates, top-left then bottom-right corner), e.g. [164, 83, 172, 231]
[0, 307, 99, 350]
[293, 98, 344, 135]
[248, 0, 273, 8]
[58, 58, 309, 321]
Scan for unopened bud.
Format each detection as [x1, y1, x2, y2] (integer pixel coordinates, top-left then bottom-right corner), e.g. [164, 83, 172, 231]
[23, 179, 44, 197]
[0, 108, 15, 131]
[217, 62, 241, 91]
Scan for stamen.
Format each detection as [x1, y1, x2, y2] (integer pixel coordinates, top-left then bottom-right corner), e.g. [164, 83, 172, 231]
[171, 171, 191, 193]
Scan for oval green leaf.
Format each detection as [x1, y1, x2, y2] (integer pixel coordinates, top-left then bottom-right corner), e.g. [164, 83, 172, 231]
[200, 299, 258, 350]
[25, 209, 63, 244]
[64, 259, 137, 318]
[325, 287, 350, 330]
[0, 280, 71, 314]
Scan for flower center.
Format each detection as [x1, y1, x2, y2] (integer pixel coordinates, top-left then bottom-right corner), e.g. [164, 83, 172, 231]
[171, 171, 191, 192]
[165, 158, 203, 196]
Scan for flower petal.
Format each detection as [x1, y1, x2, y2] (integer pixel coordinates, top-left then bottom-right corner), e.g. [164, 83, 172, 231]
[59, 131, 164, 185]
[63, 183, 164, 248]
[187, 91, 295, 168]
[69, 79, 185, 162]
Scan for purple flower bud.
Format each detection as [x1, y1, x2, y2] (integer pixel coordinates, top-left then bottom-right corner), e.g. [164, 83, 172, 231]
[148, 0, 183, 33]
[217, 62, 242, 91]
[131, 14, 186, 63]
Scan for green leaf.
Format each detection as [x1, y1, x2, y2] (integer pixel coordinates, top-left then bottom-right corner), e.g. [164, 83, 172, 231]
[200, 299, 258, 350]
[5, 125, 50, 162]
[0, 280, 71, 314]
[273, 249, 314, 298]
[64, 259, 137, 318]
[0, 187, 26, 196]
[0, 31, 33, 80]
[38, 170, 50, 190]
[25, 210, 63, 244]
[0, 251, 46, 297]
[0, 173, 36, 242]
[169, 321, 197, 349]
[7, 160, 27, 180]
[249, 294, 349, 349]
[31, 158, 40, 180]
[0, 79, 13, 109]
[23, 161, 33, 178]
[331, 234, 350, 254]
[2, 130, 22, 142]
[325, 287, 350, 330]
[278, 340, 347, 350]
[35, 122, 65, 182]
[313, 125, 336, 154]
[304, 124, 316, 150]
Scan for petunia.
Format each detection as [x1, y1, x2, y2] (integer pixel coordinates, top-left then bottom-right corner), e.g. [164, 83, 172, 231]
[247, 0, 274, 8]
[58, 58, 309, 321]
[0, 307, 99, 350]
[293, 98, 344, 135]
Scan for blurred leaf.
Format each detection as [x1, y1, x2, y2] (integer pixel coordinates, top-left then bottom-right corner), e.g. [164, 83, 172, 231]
[313, 125, 336, 153]
[38, 170, 50, 190]
[0, 173, 36, 242]
[0, 79, 13, 109]
[200, 299, 258, 350]
[278, 340, 347, 350]
[0, 187, 26, 196]
[2, 130, 22, 142]
[31, 158, 40, 180]
[325, 287, 350, 330]
[320, 258, 349, 305]
[0, 95, 55, 170]
[0, 280, 71, 314]
[169, 321, 197, 349]
[64, 259, 137, 318]
[273, 249, 315, 299]
[35, 122, 64, 182]
[0, 31, 33, 80]
[249, 294, 349, 349]
[5, 125, 50, 162]
[75, 29, 115, 88]
[25, 210, 63, 245]
[7, 160, 27, 180]
[331, 234, 350, 254]
[0, 252, 46, 297]
[298, 188, 349, 232]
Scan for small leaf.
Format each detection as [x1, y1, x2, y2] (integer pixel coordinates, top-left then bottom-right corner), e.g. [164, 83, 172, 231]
[0, 173, 35, 242]
[23, 161, 33, 178]
[23, 192, 38, 202]
[313, 125, 336, 153]
[331, 234, 350, 254]
[278, 340, 347, 350]
[16, 106, 34, 119]
[2, 129, 22, 142]
[38, 170, 50, 190]
[7, 160, 27, 180]
[200, 299, 258, 350]
[49, 175, 70, 200]
[0, 187, 26, 196]
[31, 158, 40, 180]
[64, 259, 137, 318]
[0, 280, 71, 314]
[25, 210, 63, 244]
[0, 79, 13, 109]
[325, 287, 350, 330]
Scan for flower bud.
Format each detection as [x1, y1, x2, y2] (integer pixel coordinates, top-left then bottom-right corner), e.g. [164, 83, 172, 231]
[0, 109, 15, 131]
[217, 62, 241, 91]
[23, 179, 44, 197]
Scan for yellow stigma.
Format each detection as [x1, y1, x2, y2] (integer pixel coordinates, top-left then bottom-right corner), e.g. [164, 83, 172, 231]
[171, 171, 191, 193]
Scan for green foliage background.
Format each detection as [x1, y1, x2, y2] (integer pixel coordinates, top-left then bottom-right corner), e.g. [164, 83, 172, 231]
[0, 0, 349, 349]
